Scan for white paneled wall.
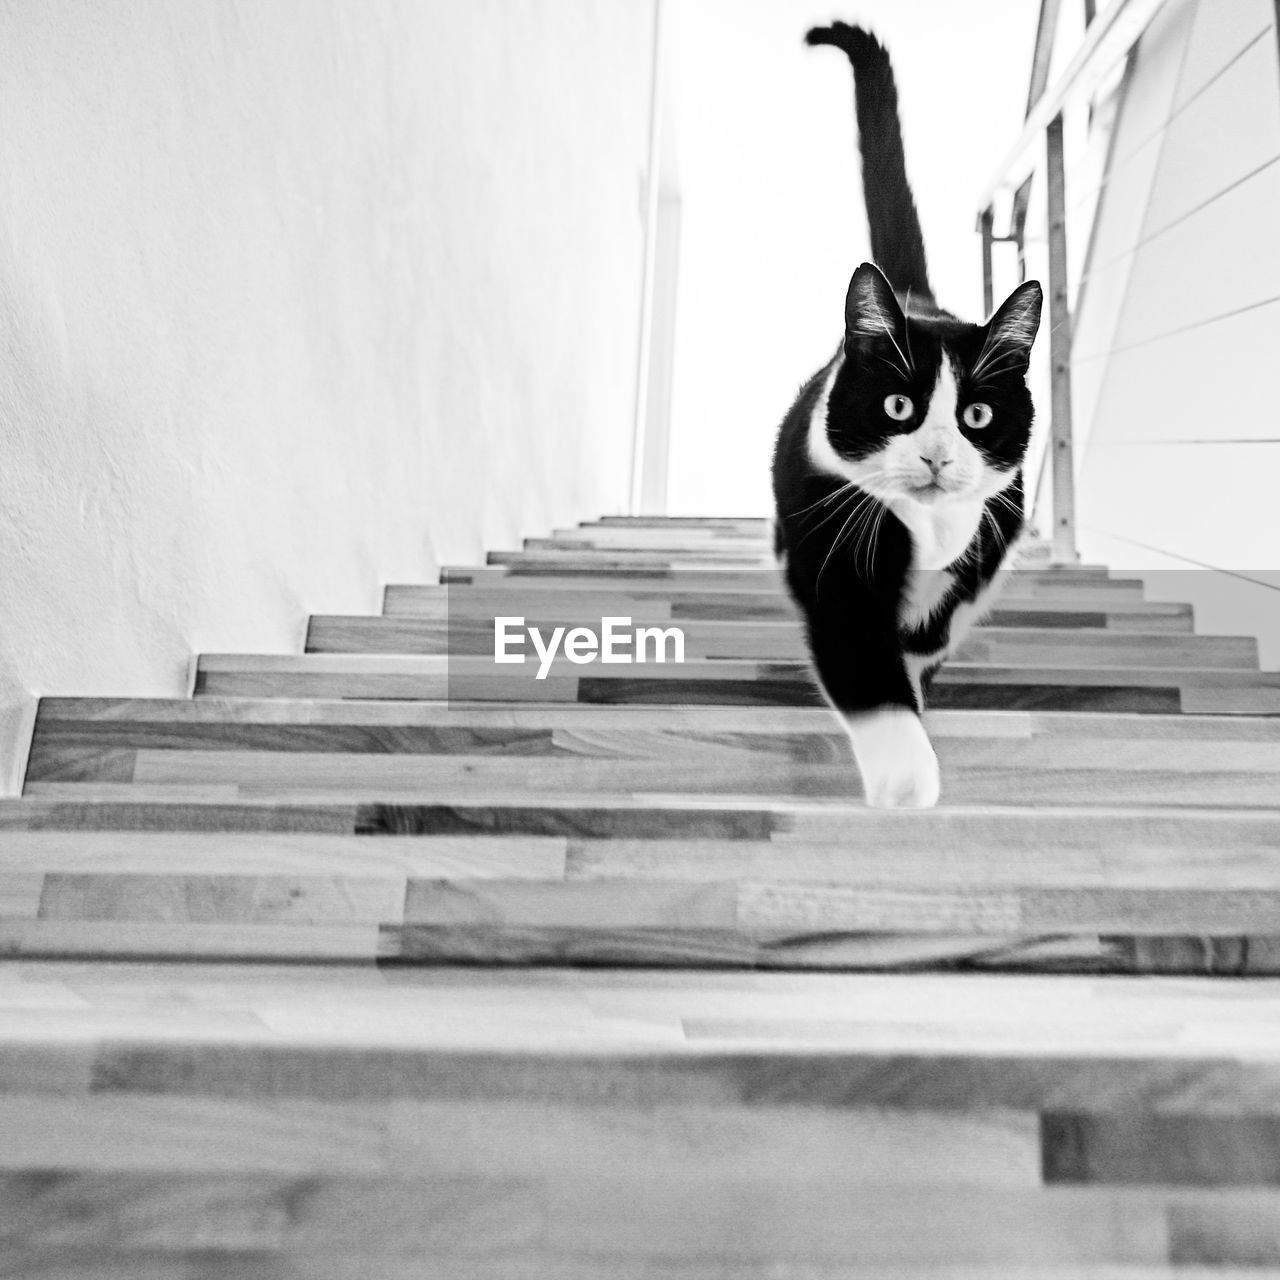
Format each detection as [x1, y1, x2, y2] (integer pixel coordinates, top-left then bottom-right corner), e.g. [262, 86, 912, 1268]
[1069, 0, 1198, 454]
[1069, 0, 1280, 662]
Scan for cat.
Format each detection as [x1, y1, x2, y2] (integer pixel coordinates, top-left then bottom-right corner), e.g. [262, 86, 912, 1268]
[771, 22, 1043, 809]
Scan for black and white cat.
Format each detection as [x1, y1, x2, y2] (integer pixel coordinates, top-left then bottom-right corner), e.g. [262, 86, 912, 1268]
[772, 22, 1043, 808]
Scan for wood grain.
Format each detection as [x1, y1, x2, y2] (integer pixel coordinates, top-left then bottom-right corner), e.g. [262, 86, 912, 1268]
[7, 515, 1280, 1270]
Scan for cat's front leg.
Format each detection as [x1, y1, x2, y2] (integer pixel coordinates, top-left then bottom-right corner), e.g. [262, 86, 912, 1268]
[803, 612, 941, 809]
[843, 705, 940, 809]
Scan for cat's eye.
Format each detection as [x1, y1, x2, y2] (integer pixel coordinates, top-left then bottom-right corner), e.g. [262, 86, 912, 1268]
[962, 402, 994, 430]
[883, 394, 914, 421]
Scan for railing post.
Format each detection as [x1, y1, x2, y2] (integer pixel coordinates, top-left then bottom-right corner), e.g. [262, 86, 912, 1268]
[979, 206, 995, 316]
[1045, 112, 1080, 564]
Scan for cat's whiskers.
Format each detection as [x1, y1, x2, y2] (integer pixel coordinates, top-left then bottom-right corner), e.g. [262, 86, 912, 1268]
[833, 494, 874, 580]
[903, 290, 917, 370]
[827, 477, 890, 580]
[815, 490, 878, 598]
[987, 487, 1025, 523]
[793, 484, 864, 547]
[883, 327, 914, 379]
[790, 482, 858, 522]
[868, 351, 912, 381]
[861, 314, 915, 380]
[842, 496, 874, 570]
[981, 506, 1008, 560]
[856, 500, 889, 578]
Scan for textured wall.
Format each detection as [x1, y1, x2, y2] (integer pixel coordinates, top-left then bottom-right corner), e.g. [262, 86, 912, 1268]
[0, 0, 653, 792]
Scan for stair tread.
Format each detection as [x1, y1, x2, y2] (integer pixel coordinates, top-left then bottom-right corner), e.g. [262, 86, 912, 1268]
[41, 697, 1280, 731]
[5, 823, 1280, 885]
[4, 963, 1280, 1063]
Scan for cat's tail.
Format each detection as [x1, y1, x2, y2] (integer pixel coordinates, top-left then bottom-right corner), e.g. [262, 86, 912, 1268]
[806, 22, 933, 302]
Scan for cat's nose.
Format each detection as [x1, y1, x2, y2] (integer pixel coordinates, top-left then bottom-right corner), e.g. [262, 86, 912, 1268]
[919, 455, 951, 475]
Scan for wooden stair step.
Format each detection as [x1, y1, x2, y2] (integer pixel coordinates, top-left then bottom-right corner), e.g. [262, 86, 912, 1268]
[7, 814, 1280, 882]
[578, 516, 1051, 543]
[190, 653, 1280, 714]
[527, 534, 1108, 570]
[11, 962, 1280, 1094]
[503, 539, 1096, 564]
[7, 964, 1280, 1272]
[382, 584, 1196, 630]
[446, 563, 1130, 586]
[536, 535, 777, 554]
[308, 615, 1253, 667]
[3, 823, 1280, 968]
[6, 792, 1277, 841]
[26, 700, 1280, 805]
[26, 751, 1280, 809]
[495, 549, 779, 568]
[6, 966, 1280, 1266]
[6, 789, 1280, 971]
[592, 515, 772, 527]
[481, 549, 1133, 579]
[7, 815, 1280, 881]
[31, 697, 1280, 741]
[444, 566, 1152, 602]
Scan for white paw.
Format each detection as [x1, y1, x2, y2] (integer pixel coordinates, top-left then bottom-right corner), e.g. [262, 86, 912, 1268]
[844, 707, 941, 809]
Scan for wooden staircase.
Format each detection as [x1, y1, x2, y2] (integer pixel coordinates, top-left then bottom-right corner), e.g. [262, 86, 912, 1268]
[6, 515, 1280, 1274]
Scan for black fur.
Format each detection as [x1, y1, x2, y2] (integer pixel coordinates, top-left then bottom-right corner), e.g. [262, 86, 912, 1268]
[773, 24, 1044, 741]
[806, 23, 932, 302]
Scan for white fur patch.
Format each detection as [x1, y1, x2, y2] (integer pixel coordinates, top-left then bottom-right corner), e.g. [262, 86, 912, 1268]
[805, 354, 850, 481]
[891, 497, 986, 572]
[918, 357, 959, 438]
[843, 706, 940, 809]
[899, 567, 955, 631]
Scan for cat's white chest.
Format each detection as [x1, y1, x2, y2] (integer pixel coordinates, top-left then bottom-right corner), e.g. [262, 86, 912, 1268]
[900, 568, 955, 632]
[891, 494, 985, 571]
[893, 495, 984, 633]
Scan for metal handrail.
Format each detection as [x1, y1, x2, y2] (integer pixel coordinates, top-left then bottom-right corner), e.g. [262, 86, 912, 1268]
[976, 0, 1169, 215]
[975, 0, 1171, 563]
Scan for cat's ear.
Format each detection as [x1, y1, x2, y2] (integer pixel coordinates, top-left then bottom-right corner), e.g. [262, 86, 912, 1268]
[982, 280, 1043, 365]
[844, 262, 905, 343]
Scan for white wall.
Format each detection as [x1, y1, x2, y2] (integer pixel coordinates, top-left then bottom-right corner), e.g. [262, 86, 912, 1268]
[1071, 0, 1280, 663]
[664, 0, 1039, 516]
[0, 1, 654, 792]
